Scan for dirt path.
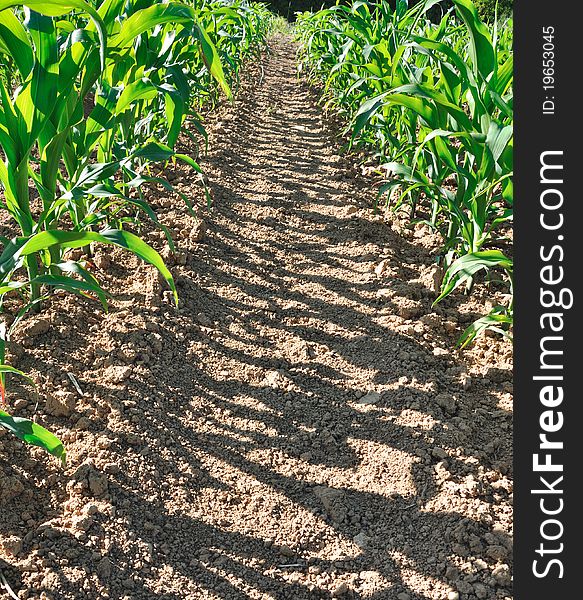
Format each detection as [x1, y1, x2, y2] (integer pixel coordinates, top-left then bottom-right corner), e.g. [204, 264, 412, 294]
[0, 37, 512, 600]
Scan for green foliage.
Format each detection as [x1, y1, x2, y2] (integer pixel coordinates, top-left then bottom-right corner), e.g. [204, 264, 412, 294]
[474, 0, 512, 21]
[0, 410, 66, 464]
[296, 0, 513, 345]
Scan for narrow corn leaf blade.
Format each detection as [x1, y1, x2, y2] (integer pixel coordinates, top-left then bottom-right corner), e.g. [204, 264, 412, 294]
[14, 230, 177, 304]
[452, 0, 495, 80]
[194, 23, 232, 99]
[0, 9, 33, 77]
[0, 409, 66, 464]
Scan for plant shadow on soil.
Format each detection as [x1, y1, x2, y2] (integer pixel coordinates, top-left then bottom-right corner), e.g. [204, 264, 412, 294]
[0, 36, 512, 600]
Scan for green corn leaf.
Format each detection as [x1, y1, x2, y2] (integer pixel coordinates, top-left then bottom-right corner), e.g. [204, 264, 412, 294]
[0, 363, 35, 387]
[194, 23, 232, 99]
[0, 409, 66, 464]
[109, 2, 196, 49]
[0, 229, 177, 304]
[115, 78, 159, 114]
[435, 250, 512, 304]
[458, 307, 513, 348]
[96, 0, 126, 28]
[0, 9, 33, 78]
[0, 0, 94, 17]
[0, 272, 108, 309]
[352, 92, 389, 139]
[0, 361, 64, 464]
[452, 0, 496, 81]
[392, 83, 472, 130]
[44, 266, 110, 310]
[486, 121, 513, 163]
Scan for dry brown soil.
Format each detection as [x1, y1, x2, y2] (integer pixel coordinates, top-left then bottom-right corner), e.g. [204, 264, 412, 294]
[0, 36, 513, 600]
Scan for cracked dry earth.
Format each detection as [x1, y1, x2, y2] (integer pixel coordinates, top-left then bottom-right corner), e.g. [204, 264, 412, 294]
[0, 36, 513, 600]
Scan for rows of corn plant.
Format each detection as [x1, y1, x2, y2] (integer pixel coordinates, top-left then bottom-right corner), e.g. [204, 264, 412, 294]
[296, 0, 513, 347]
[0, 0, 274, 462]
